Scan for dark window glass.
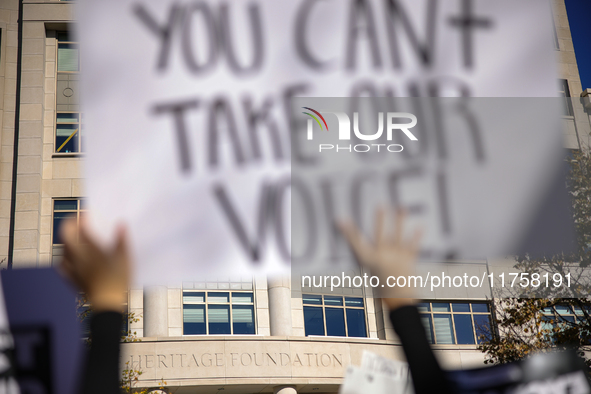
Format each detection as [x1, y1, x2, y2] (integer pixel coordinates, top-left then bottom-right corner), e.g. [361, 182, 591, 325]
[232, 305, 255, 335]
[54, 200, 78, 211]
[208, 305, 230, 334]
[471, 304, 489, 313]
[183, 305, 206, 335]
[420, 315, 434, 344]
[324, 296, 343, 306]
[417, 303, 431, 312]
[303, 306, 324, 336]
[559, 79, 574, 116]
[207, 292, 229, 303]
[454, 314, 475, 344]
[56, 124, 79, 153]
[183, 292, 205, 303]
[433, 314, 455, 344]
[345, 297, 364, 308]
[58, 43, 79, 72]
[346, 309, 367, 337]
[325, 308, 346, 336]
[432, 303, 450, 312]
[452, 303, 470, 313]
[303, 294, 322, 305]
[53, 211, 74, 244]
[473, 314, 492, 344]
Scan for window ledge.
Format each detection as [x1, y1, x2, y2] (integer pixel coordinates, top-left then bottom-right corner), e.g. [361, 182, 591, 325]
[52, 153, 85, 158]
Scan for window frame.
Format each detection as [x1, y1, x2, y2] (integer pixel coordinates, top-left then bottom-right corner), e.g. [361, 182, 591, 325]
[55, 111, 83, 154]
[56, 31, 80, 74]
[182, 290, 257, 336]
[559, 79, 574, 117]
[418, 301, 493, 345]
[51, 198, 86, 264]
[302, 294, 368, 338]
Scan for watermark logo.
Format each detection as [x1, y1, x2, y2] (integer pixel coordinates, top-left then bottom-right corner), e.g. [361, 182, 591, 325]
[302, 107, 418, 153]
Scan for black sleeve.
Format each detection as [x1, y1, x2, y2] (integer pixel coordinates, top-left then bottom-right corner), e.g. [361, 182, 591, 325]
[80, 311, 122, 394]
[389, 305, 454, 394]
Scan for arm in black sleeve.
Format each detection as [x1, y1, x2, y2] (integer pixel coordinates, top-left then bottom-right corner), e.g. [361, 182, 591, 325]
[80, 311, 122, 394]
[390, 305, 454, 394]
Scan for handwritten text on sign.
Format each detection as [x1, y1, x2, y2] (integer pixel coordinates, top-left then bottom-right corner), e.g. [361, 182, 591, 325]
[78, 0, 560, 284]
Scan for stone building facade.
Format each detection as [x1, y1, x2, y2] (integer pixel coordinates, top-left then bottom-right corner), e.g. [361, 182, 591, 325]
[0, 1, 589, 393]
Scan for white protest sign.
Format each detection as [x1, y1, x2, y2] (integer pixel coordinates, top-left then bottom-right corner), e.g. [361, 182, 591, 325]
[77, 0, 560, 285]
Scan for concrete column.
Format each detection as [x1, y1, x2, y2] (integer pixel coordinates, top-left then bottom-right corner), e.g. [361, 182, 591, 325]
[267, 275, 292, 336]
[273, 385, 297, 394]
[143, 286, 168, 337]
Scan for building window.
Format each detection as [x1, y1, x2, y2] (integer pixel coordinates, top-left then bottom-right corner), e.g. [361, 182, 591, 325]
[55, 112, 82, 153]
[302, 294, 367, 337]
[559, 79, 574, 117]
[56, 31, 81, 154]
[182, 291, 256, 335]
[541, 304, 588, 342]
[418, 301, 492, 345]
[57, 31, 79, 72]
[52, 199, 85, 264]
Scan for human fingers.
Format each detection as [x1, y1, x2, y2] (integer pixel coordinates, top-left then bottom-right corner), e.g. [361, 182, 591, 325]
[374, 207, 386, 248]
[393, 209, 407, 245]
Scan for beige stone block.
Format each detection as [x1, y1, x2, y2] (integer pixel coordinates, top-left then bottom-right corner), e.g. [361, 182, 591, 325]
[46, 46, 56, 62]
[291, 309, 303, 329]
[38, 253, 51, 267]
[17, 156, 41, 174]
[40, 197, 51, 216]
[44, 93, 55, 110]
[39, 215, 51, 235]
[23, 21, 45, 38]
[18, 138, 42, 156]
[3, 78, 16, 97]
[45, 62, 55, 78]
[0, 163, 11, 181]
[12, 249, 38, 266]
[19, 122, 42, 138]
[256, 308, 270, 329]
[14, 229, 38, 249]
[168, 308, 182, 328]
[43, 126, 54, 144]
[168, 288, 181, 308]
[23, 3, 74, 21]
[52, 160, 81, 179]
[43, 110, 55, 127]
[15, 211, 38, 230]
[39, 234, 51, 254]
[21, 55, 44, 71]
[20, 104, 43, 121]
[0, 236, 8, 256]
[42, 161, 51, 179]
[0, 199, 10, 217]
[22, 39, 44, 55]
[41, 179, 71, 197]
[130, 289, 144, 309]
[43, 143, 53, 161]
[71, 178, 85, 196]
[20, 87, 44, 104]
[0, 182, 12, 200]
[0, 219, 8, 236]
[44, 77, 55, 94]
[6, 30, 17, 47]
[1, 129, 14, 146]
[5, 46, 17, 64]
[21, 71, 43, 87]
[0, 10, 10, 22]
[15, 193, 39, 211]
[168, 327, 182, 337]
